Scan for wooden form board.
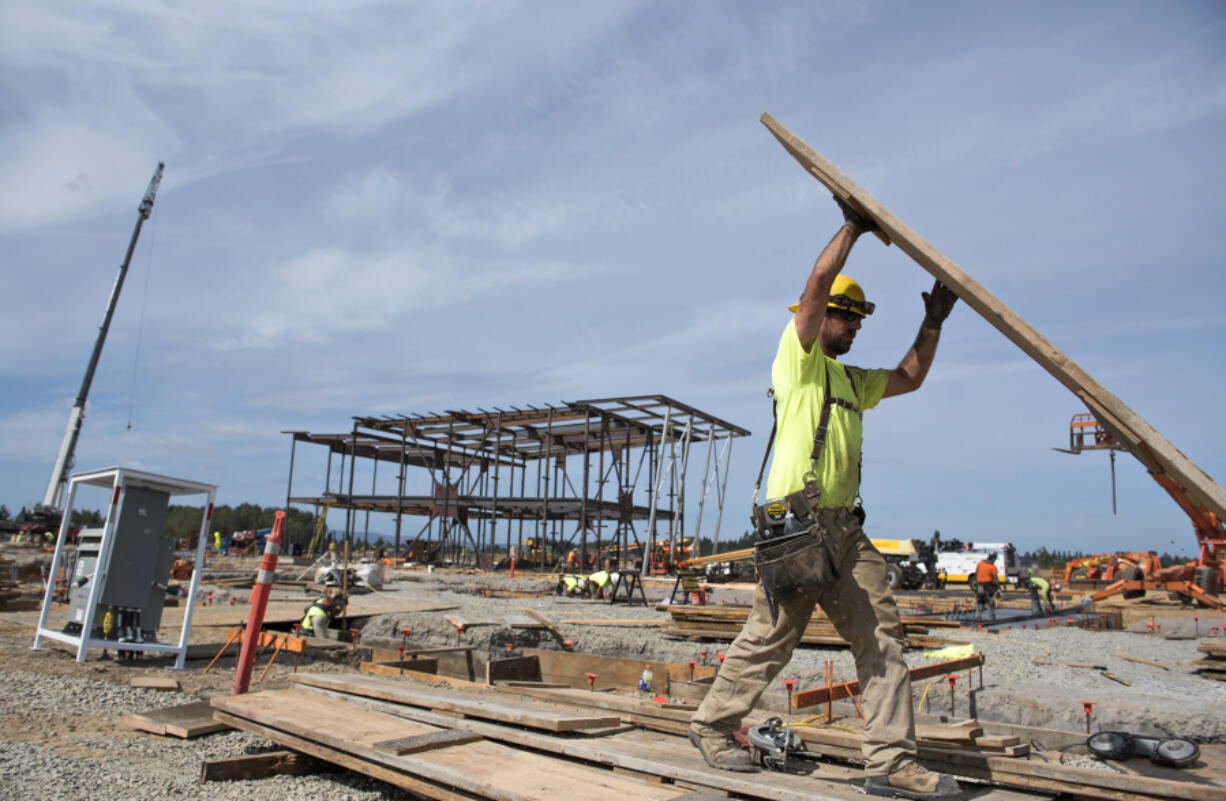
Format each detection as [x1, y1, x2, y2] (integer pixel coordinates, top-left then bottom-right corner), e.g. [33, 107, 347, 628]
[793, 653, 984, 708]
[760, 112, 1226, 523]
[523, 648, 716, 695]
[213, 688, 693, 801]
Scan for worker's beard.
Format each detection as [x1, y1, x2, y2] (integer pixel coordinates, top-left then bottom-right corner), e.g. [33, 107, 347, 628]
[822, 328, 855, 357]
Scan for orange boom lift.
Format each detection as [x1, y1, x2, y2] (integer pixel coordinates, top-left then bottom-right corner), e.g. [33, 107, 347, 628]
[1058, 413, 1224, 608]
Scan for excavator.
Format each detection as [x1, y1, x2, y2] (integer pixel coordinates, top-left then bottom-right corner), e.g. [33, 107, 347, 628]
[1058, 412, 1224, 607]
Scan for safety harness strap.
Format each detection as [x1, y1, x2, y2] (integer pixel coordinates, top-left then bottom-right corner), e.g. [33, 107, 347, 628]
[756, 362, 859, 503]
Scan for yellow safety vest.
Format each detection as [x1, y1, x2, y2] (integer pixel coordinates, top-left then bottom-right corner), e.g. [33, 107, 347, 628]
[301, 599, 331, 628]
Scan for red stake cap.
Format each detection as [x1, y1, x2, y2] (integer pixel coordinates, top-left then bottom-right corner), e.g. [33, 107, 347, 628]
[687, 660, 696, 668]
[947, 675, 957, 687]
[782, 679, 797, 692]
[1082, 702, 1093, 714]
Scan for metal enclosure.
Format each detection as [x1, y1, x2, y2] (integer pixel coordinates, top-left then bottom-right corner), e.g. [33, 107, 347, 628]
[33, 466, 217, 668]
[65, 486, 175, 636]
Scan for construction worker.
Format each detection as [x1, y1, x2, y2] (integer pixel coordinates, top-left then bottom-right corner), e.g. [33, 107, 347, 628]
[213, 530, 222, 553]
[974, 552, 1000, 620]
[689, 199, 960, 799]
[586, 567, 612, 599]
[301, 592, 346, 639]
[1028, 575, 1056, 615]
[556, 574, 585, 597]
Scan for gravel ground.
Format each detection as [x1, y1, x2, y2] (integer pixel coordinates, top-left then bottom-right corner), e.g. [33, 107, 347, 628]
[2, 559, 1225, 801]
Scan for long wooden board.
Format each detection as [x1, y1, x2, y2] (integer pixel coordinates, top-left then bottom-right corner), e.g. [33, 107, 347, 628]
[292, 672, 621, 732]
[760, 112, 1226, 523]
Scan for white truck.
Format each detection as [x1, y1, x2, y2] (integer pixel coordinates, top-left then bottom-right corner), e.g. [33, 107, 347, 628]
[935, 542, 1019, 585]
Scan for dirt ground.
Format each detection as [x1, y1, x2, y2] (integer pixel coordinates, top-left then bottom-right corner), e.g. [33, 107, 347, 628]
[3, 543, 1226, 800]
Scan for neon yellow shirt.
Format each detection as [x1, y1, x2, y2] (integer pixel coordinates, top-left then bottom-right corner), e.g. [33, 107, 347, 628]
[765, 318, 889, 508]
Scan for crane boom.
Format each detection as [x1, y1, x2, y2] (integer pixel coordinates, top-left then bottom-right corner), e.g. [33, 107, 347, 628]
[39, 162, 165, 513]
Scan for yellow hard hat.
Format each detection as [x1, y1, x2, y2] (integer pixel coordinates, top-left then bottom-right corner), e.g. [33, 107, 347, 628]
[788, 274, 875, 317]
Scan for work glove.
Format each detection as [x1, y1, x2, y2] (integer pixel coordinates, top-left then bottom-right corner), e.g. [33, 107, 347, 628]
[922, 280, 958, 329]
[833, 195, 879, 234]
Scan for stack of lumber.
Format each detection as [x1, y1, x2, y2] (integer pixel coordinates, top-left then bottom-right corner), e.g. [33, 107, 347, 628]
[1193, 641, 1226, 681]
[0, 556, 35, 610]
[660, 604, 961, 648]
[211, 669, 1224, 801]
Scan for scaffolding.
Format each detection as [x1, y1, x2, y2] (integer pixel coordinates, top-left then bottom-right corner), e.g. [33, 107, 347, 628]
[282, 395, 750, 573]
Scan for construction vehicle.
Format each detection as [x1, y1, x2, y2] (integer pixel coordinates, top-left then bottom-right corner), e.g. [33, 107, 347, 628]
[1061, 551, 1162, 585]
[933, 542, 1019, 585]
[34, 164, 164, 533]
[1057, 412, 1225, 607]
[871, 537, 946, 590]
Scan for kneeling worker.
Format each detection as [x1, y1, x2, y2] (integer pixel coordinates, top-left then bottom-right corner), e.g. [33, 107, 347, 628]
[557, 574, 587, 597]
[1028, 575, 1056, 615]
[301, 591, 346, 639]
[689, 200, 961, 798]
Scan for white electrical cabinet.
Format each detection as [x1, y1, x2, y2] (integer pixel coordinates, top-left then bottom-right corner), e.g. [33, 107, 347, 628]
[33, 467, 217, 668]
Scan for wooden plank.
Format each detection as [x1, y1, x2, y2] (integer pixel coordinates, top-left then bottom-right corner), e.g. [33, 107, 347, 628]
[361, 658, 439, 677]
[200, 750, 327, 782]
[213, 689, 689, 801]
[487, 655, 542, 684]
[796, 725, 1214, 801]
[210, 709, 493, 801]
[525, 648, 716, 694]
[759, 111, 1226, 524]
[794, 654, 984, 708]
[558, 619, 666, 627]
[123, 700, 230, 739]
[373, 729, 483, 755]
[129, 675, 181, 691]
[292, 672, 622, 732]
[524, 610, 558, 631]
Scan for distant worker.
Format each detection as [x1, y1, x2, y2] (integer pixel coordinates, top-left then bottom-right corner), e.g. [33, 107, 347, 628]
[586, 568, 612, 599]
[556, 574, 587, 597]
[213, 530, 222, 553]
[1028, 576, 1057, 615]
[688, 199, 960, 798]
[974, 552, 1000, 620]
[300, 592, 346, 639]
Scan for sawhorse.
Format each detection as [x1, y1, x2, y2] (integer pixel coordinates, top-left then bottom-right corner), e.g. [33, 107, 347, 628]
[607, 571, 648, 606]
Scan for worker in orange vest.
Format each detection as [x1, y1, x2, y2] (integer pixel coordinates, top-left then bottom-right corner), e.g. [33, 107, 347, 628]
[972, 552, 1000, 620]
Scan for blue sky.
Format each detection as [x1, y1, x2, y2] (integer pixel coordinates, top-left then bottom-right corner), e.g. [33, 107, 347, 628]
[2, 1, 1224, 556]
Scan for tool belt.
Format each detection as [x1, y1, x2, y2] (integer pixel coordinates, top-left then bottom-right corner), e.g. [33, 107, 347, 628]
[752, 489, 839, 599]
[751, 367, 856, 622]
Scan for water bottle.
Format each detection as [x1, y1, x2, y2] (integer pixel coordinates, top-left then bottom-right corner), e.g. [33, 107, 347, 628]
[637, 664, 653, 693]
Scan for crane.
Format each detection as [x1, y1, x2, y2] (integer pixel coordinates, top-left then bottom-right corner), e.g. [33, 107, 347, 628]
[33, 162, 165, 526]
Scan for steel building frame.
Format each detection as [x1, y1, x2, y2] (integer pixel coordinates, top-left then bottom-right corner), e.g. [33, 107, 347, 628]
[283, 395, 749, 572]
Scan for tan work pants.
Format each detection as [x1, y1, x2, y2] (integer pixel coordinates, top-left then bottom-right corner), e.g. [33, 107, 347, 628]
[690, 508, 916, 775]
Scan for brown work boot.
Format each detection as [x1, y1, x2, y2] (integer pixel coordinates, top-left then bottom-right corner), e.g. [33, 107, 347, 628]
[687, 727, 756, 772]
[864, 761, 961, 799]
